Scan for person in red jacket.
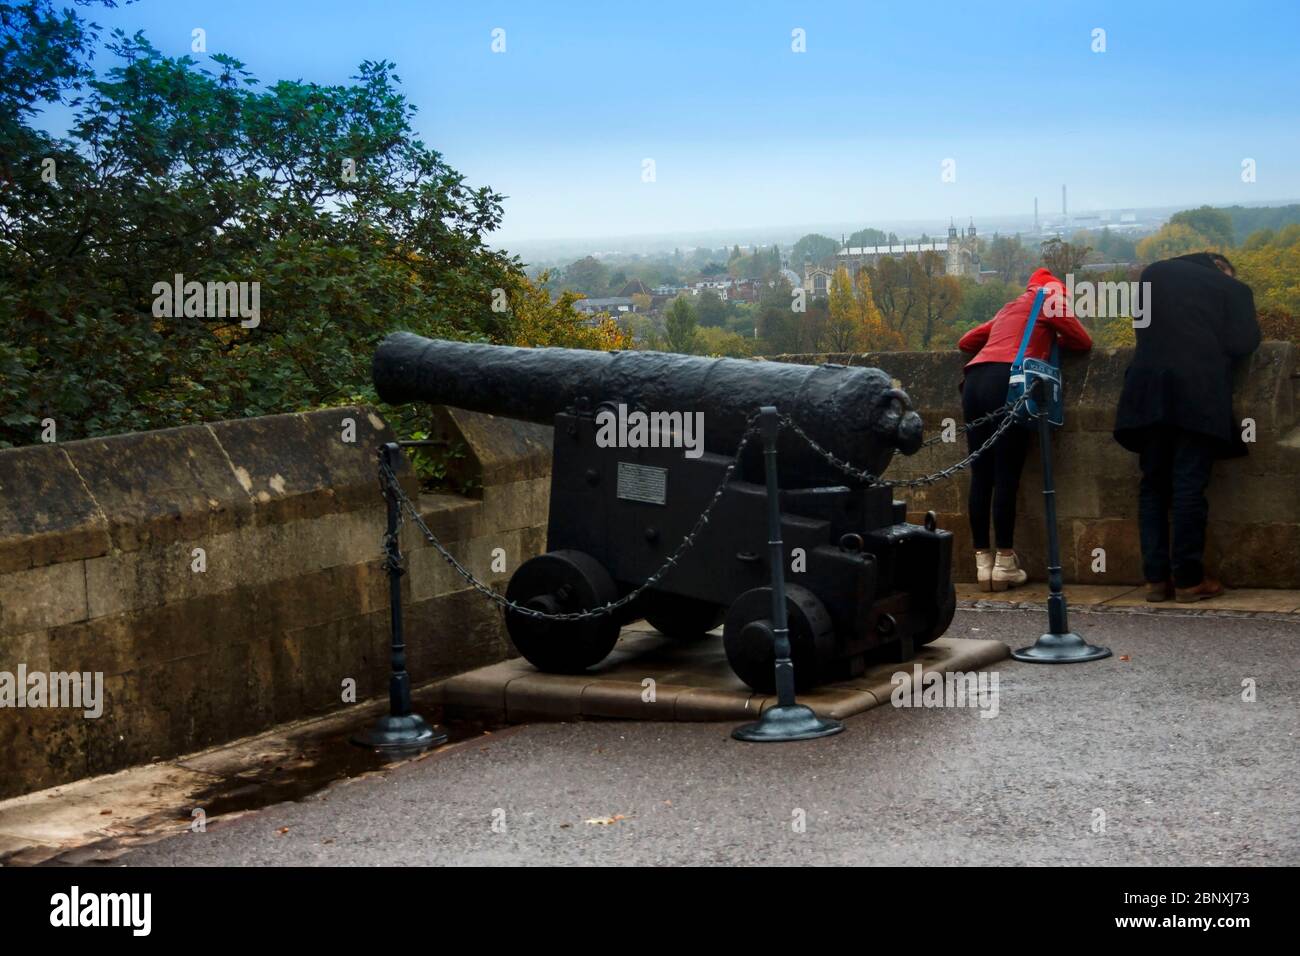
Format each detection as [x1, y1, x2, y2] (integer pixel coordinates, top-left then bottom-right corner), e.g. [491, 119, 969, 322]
[956, 267, 1092, 590]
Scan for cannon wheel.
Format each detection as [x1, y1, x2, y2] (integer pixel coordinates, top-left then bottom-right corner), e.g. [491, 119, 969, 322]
[505, 550, 621, 673]
[921, 581, 957, 645]
[644, 592, 725, 642]
[723, 584, 835, 693]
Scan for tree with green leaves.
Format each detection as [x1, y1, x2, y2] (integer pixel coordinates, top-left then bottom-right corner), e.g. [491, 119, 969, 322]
[847, 227, 888, 247]
[694, 325, 753, 358]
[1089, 227, 1138, 262]
[1168, 206, 1234, 249]
[0, 0, 556, 448]
[695, 289, 728, 327]
[952, 277, 1016, 339]
[563, 256, 609, 296]
[664, 295, 699, 353]
[790, 233, 838, 267]
[755, 275, 798, 352]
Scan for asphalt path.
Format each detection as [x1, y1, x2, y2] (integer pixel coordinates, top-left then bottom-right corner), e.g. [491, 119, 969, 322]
[111, 608, 1299, 866]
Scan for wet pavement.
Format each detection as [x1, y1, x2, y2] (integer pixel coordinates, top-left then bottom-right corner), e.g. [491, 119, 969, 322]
[91, 606, 1298, 867]
[0, 700, 501, 866]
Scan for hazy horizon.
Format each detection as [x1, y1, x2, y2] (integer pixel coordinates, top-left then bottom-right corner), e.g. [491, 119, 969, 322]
[493, 197, 1300, 263]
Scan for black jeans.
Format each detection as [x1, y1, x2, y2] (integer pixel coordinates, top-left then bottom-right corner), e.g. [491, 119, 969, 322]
[1136, 426, 1217, 587]
[962, 362, 1031, 550]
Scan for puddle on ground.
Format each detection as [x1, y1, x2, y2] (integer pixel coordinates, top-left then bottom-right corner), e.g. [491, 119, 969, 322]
[14, 708, 503, 866]
[185, 709, 501, 819]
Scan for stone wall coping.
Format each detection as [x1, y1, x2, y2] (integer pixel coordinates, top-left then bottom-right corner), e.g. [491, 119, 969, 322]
[766, 341, 1297, 436]
[0, 405, 403, 573]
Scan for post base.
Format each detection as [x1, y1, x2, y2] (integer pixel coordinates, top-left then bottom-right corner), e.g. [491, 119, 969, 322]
[1010, 631, 1112, 664]
[732, 704, 845, 742]
[351, 713, 448, 752]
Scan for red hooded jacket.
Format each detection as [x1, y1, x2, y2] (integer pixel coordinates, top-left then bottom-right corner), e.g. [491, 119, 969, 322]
[957, 268, 1092, 367]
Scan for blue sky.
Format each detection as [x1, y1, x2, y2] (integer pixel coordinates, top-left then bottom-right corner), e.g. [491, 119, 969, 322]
[57, 0, 1300, 242]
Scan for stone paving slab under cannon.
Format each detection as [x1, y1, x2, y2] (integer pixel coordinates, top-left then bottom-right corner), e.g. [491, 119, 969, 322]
[428, 622, 1008, 724]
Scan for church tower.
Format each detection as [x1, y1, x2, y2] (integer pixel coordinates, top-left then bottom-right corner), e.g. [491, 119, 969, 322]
[946, 219, 960, 276]
[943, 218, 980, 278]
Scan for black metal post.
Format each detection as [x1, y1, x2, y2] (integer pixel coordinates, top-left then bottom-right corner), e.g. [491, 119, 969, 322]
[733, 408, 844, 741]
[1011, 380, 1111, 664]
[351, 443, 448, 751]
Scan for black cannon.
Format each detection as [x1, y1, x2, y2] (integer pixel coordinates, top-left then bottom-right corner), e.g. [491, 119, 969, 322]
[373, 333, 956, 691]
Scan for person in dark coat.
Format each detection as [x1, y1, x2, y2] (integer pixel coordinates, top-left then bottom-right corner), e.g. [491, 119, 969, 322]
[1114, 252, 1260, 602]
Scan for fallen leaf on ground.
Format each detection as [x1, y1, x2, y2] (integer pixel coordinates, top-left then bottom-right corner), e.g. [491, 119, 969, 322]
[584, 815, 627, 826]
[276, 826, 290, 835]
[1119, 655, 1131, 662]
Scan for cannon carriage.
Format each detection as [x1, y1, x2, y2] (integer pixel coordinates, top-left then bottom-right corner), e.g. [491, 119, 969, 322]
[373, 333, 956, 692]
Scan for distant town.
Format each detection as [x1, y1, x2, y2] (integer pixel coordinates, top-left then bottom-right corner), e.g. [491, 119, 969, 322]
[522, 199, 1300, 358]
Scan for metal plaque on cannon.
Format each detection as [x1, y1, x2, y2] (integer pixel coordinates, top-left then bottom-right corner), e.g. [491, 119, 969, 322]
[616, 462, 667, 505]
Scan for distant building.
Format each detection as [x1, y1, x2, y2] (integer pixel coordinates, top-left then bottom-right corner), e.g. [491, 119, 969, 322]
[617, 279, 650, 297]
[573, 296, 634, 316]
[803, 219, 986, 296]
[804, 265, 834, 299]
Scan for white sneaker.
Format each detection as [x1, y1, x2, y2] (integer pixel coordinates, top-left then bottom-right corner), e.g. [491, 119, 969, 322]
[975, 550, 994, 591]
[992, 551, 1028, 591]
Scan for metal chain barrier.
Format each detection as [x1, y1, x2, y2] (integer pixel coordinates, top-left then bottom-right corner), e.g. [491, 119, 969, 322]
[918, 399, 1017, 448]
[379, 393, 1032, 621]
[780, 390, 1033, 488]
[379, 410, 764, 623]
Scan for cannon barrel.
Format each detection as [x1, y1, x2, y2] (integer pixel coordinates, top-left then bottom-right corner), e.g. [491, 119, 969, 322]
[372, 333, 924, 482]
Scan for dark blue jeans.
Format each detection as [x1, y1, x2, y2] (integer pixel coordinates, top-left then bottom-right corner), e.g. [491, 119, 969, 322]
[1137, 426, 1217, 588]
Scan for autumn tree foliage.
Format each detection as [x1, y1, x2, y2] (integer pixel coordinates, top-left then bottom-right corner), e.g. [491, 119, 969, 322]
[1135, 222, 1225, 261]
[859, 252, 957, 349]
[825, 266, 859, 351]
[502, 271, 630, 350]
[1234, 226, 1300, 347]
[825, 266, 903, 352]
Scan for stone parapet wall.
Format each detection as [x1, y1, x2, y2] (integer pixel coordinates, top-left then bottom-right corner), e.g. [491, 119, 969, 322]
[0, 405, 551, 799]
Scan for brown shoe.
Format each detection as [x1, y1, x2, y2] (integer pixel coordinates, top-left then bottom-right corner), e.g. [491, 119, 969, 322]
[1175, 577, 1224, 603]
[1145, 579, 1175, 602]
